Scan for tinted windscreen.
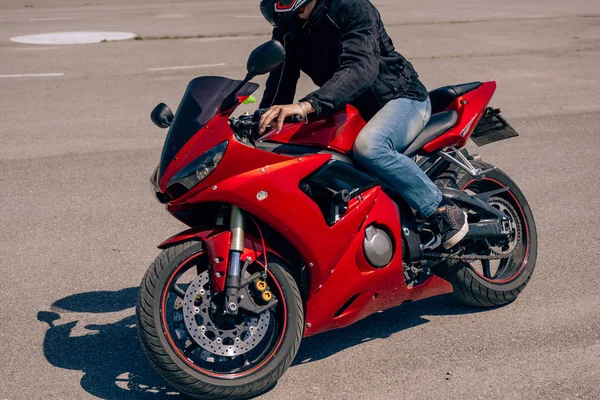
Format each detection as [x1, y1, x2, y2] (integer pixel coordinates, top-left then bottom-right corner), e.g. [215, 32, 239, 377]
[159, 76, 258, 176]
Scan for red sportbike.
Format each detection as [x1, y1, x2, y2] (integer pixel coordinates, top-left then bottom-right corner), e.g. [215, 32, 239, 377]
[137, 41, 537, 399]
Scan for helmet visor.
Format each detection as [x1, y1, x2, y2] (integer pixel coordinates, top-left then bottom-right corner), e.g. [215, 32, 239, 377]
[275, 0, 303, 12]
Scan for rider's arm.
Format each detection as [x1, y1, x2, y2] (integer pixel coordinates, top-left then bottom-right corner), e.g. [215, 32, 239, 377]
[260, 28, 301, 108]
[300, 2, 379, 116]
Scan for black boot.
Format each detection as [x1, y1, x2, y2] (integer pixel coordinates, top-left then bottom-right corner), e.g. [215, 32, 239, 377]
[428, 197, 469, 249]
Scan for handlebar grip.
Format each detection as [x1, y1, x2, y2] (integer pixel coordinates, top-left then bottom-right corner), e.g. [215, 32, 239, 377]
[252, 109, 305, 124]
[253, 109, 268, 122]
[287, 114, 305, 124]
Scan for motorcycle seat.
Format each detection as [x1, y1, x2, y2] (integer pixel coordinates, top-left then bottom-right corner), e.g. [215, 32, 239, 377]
[429, 81, 482, 114]
[402, 110, 458, 158]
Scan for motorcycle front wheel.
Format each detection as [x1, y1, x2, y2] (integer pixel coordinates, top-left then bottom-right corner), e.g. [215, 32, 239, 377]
[136, 240, 304, 399]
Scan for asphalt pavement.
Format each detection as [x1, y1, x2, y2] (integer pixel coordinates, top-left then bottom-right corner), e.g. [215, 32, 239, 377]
[0, 1, 599, 399]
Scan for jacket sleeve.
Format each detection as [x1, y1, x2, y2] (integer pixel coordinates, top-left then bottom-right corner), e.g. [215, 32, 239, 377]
[301, 2, 380, 116]
[260, 29, 301, 108]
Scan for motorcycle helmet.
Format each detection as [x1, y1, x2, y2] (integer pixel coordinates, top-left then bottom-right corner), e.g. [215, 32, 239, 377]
[260, 0, 313, 27]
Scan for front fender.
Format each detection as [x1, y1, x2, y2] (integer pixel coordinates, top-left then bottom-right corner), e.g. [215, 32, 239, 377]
[158, 227, 282, 293]
[159, 227, 220, 249]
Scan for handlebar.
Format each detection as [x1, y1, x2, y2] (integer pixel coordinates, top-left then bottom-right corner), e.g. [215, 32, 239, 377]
[287, 114, 306, 124]
[230, 110, 306, 140]
[252, 109, 305, 124]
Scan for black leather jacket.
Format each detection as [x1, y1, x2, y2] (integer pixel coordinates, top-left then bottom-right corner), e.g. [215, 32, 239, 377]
[260, 0, 427, 121]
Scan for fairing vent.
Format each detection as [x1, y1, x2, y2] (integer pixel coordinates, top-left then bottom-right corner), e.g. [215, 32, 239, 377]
[334, 293, 361, 318]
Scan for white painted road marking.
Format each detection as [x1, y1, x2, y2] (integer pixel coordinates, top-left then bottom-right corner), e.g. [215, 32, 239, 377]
[10, 32, 136, 45]
[0, 73, 64, 78]
[148, 63, 227, 72]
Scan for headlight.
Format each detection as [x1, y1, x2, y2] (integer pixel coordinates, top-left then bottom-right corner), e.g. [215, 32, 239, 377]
[167, 141, 228, 191]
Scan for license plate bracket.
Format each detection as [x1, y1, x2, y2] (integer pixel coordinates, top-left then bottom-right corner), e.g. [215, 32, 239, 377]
[471, 108, 519, 146]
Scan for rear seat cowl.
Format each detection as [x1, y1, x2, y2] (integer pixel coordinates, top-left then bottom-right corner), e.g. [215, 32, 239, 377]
[429, 82, 482, 114]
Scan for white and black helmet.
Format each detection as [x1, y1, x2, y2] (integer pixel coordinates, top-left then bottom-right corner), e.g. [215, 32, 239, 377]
[260, 0, 313, 27]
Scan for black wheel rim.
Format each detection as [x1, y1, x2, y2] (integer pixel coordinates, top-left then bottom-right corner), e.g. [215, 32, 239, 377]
[462, 178, 530, 284]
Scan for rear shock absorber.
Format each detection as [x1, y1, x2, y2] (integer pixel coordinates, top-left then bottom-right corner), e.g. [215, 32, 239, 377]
[225, 205, 244, 314]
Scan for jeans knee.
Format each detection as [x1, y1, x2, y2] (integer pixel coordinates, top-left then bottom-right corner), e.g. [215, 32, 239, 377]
[353, 133, 380, 165]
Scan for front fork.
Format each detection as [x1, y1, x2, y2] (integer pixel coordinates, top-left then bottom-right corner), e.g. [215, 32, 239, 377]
[224, 205, 244, 314]
[223, 206, 277, 316]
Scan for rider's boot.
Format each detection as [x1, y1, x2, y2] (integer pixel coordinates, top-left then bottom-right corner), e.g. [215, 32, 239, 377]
[428, 197, 469, 249]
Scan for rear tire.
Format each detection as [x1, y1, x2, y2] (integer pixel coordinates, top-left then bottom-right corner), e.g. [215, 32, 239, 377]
[436, 159, 538, 307]
[136, 241, 304, 399]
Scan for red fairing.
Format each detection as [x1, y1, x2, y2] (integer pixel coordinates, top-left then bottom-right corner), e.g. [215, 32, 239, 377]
[262, 104, 366, 154]
[158, 95, 254, 192]
[158, 116, 294, 199]
[422, 81, 497, 153]
[166, 154, 453, 336]
[301, 189, 452, 335]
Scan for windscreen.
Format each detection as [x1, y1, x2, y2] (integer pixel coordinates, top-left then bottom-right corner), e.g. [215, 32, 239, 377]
[159, 76, 259, 176]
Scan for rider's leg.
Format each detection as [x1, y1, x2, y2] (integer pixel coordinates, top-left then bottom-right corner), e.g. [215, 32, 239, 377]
[353, 96, 468, 249]
[354, 97, 439, 216]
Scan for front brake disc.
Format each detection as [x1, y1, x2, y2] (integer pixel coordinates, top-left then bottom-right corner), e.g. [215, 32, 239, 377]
[181, 271, 271, 357]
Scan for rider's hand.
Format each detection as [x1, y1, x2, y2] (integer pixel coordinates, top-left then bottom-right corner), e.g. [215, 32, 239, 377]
[259, 103, 304, 134]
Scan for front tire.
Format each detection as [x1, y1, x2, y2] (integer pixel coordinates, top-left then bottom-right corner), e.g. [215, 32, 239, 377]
[436, 159, 538, 307]
[136, 241, 304, 399]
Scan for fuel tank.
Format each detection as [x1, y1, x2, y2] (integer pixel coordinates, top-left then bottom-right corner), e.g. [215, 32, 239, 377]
[261, 105, 366, 154]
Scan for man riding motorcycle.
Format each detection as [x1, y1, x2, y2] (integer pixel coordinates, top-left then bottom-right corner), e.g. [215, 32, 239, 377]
[135, 2, 537, 397]
[258, 0, 469, 249]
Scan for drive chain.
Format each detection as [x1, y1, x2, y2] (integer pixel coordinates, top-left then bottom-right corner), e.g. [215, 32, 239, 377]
[423, 251, 512, 261]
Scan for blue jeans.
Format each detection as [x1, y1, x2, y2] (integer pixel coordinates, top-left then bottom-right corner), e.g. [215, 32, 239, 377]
[353, 96, 442, 219]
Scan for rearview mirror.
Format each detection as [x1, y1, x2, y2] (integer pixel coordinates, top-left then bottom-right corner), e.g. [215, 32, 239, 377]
[220, 41, 287, 111]
[151, 103, 174, 129]
[247, 40, 286, 76]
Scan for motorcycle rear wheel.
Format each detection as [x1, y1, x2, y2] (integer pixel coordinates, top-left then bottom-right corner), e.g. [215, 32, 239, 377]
[436, 159, 538, 307]
[136, 241, 303, 399]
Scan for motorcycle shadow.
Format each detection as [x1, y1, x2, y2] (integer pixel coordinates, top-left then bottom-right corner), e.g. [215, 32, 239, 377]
[38, 288, 486, 399]
[292, 295, 487, 366]
[38, 287, 184, 399]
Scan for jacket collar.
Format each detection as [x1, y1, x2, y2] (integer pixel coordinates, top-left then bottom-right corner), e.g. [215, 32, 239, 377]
[302, 0, 329, 29]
